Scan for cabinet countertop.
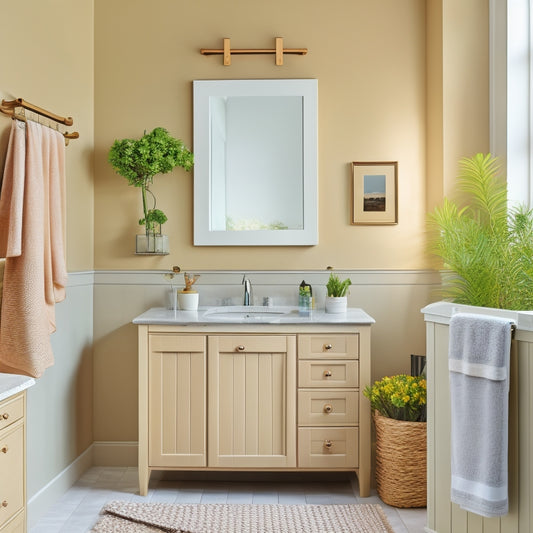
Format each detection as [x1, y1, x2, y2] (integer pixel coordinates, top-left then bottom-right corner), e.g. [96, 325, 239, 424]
[0, 373, 35, 402]
[133, 306, 375, 326]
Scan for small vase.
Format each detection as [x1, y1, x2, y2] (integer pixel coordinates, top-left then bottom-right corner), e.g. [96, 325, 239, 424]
[136, 234, 169, 254]
[178, 291, 199, 311]
[167, 289, 178, 310]
[325, 296, 347, 313]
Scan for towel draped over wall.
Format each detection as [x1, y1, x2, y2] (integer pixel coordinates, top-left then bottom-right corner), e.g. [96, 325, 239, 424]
[448, 312, 512, 518]
[0, 119, 67, 378]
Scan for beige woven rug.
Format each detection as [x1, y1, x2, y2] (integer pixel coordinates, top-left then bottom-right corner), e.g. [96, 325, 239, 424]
[91, 501, 394, 533]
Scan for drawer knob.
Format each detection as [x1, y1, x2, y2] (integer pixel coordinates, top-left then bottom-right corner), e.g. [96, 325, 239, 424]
[324, 439, 333, 449]
[236, 345, 245, 352]
[324, 344, 333, 351]
[323, 370, 332, 378]
[1, 413, 8, 420]
[1, 500, 7, 508]
[323, 404, 333, 414]
[0, 446, 7, 454]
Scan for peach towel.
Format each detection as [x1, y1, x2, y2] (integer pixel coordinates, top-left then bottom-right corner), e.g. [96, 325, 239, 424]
[0, 120, 67, 378]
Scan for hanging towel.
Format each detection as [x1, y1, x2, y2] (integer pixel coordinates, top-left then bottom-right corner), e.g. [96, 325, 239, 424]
[449, 312, 512, 518]
[0, 120, 67, 378]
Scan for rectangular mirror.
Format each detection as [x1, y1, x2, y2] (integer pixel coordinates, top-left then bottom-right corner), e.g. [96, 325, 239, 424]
[193, 79, 318, 245]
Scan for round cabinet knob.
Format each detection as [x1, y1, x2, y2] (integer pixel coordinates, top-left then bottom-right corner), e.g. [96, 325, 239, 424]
[236, 345, 245, 352]
[323, 439, 333, 449]
[1, 500, 7, 508]
[324, 344, 333, 351]
[323, 404, 333, 414]
[1, 446, 7, 454]
[323, 370, 332, 378]
[1, 413, 8, 420]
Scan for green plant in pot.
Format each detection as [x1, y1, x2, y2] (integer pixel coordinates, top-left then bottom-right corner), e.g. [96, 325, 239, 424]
[108, 127, 193, 253]
[325, 272, 352, 313]
[428, 153, 533, 310]
[363, 375, 427, 508]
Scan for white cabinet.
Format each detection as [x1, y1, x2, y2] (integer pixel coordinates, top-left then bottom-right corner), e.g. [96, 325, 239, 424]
[138, 323, 371, 497]
[0, 393, 26, 533]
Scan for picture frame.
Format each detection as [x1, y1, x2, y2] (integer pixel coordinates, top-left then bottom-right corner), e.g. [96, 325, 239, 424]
[351, 161, 398, 225]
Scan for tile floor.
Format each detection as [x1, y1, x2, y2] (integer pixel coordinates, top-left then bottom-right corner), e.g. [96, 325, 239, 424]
[29, 467, 427, 532]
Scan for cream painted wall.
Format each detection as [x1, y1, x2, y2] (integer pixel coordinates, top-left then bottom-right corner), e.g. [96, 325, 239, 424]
[0, 0, 95, 519]
[0, 1, 95, 272]
[426, 0, 490, 210]
[94, 0, 428, 270]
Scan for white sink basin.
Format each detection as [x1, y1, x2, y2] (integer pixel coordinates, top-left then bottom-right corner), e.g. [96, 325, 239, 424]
[203, 305, 295, 322]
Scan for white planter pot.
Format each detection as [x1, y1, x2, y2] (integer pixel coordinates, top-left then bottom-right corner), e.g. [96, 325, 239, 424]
[178, 291, 199, 311]
[325, 296, 347, 314]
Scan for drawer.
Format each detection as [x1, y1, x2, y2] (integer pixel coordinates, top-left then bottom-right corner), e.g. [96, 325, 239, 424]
[0, 510, 24, 533]
[214, 336, 289, 354]
[298, 335, 358, 360]
[0, 396, 23, 432]
[298, 427, 358, 468]
[150, 334, 205, 353]
[298, 360, 358, 388]
[298, 390, 358, 426]
[0, 422, 24, 528]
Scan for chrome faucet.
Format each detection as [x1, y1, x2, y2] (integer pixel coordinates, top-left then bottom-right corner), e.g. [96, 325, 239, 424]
[242, 274, 252, 306]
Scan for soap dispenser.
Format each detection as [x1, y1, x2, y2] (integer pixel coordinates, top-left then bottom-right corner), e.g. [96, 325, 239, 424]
[299, 280, 312, 316]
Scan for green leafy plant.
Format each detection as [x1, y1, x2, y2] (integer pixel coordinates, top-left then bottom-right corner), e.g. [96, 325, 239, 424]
[428, 153, 533, 310]
[108, 127, 193, 235]
[363, 375, 427, 422]
[326, 272, 352, 297]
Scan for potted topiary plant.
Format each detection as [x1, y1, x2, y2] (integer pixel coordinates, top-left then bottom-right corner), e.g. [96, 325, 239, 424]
[108, 127, 193, 254]
[363, 374, 427, 508]
[428, 152, 533, 309]
[325, 272, 352, 313]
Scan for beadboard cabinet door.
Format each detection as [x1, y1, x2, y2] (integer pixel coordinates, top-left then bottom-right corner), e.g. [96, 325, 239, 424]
[208, 335, 297, 468]
[148, 335, 206, 468]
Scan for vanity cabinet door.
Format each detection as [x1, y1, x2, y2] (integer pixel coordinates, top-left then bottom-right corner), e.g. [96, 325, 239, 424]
[208, 335, 297, 468]
[149, 335, 206, 467]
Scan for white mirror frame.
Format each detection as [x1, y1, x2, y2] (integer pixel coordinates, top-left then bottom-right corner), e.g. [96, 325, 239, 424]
[193, 79, 318, 246]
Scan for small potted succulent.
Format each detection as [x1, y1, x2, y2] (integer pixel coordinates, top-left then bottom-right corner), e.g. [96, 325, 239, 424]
[325, 272, 351, 313]
[108, 127, 193, 254]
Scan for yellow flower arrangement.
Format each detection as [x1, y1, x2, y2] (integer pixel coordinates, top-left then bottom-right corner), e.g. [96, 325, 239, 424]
[363, 374, 426, 422]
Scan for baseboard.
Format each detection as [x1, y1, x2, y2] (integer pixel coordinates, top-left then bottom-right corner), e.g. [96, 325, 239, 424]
[27, 444, 93, 529]
[92, 441, 138, 467]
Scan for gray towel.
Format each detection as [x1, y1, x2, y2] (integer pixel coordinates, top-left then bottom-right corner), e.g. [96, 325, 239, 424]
[448, 312, 512, 517]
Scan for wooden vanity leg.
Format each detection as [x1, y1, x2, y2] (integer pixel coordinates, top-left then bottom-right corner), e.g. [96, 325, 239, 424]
[139, 466, 150, 497]
[358, 466, 371, 498]
[138, 325, 150, 496]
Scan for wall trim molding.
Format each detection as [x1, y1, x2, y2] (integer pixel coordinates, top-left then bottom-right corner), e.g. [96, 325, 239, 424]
[27, 444, 93, 529]
[92, 441, 138, 467]
[94, 269, 442, 287]
[66, 270, 95, 288]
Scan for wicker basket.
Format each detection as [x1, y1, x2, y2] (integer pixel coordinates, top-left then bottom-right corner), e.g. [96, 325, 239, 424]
[373, 411, 427, 508]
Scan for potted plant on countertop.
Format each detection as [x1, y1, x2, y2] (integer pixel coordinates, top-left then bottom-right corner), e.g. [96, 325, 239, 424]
[108, 127, 194, 254]
[325, 272, 352, 313]
[364, 374, 427, 508]
[178, 272, 200, 311]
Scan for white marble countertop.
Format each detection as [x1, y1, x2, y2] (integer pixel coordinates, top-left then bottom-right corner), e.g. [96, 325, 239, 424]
[133, 306, 375, 325]
[0, 373, 35, 403]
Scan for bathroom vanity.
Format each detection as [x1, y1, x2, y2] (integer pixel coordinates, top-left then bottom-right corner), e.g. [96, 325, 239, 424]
[0, 375, 35, 533]
[134, 306, 374, 497]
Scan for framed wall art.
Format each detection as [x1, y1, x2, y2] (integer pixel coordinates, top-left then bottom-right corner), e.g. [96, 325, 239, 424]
[351, 161, 398, 225]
